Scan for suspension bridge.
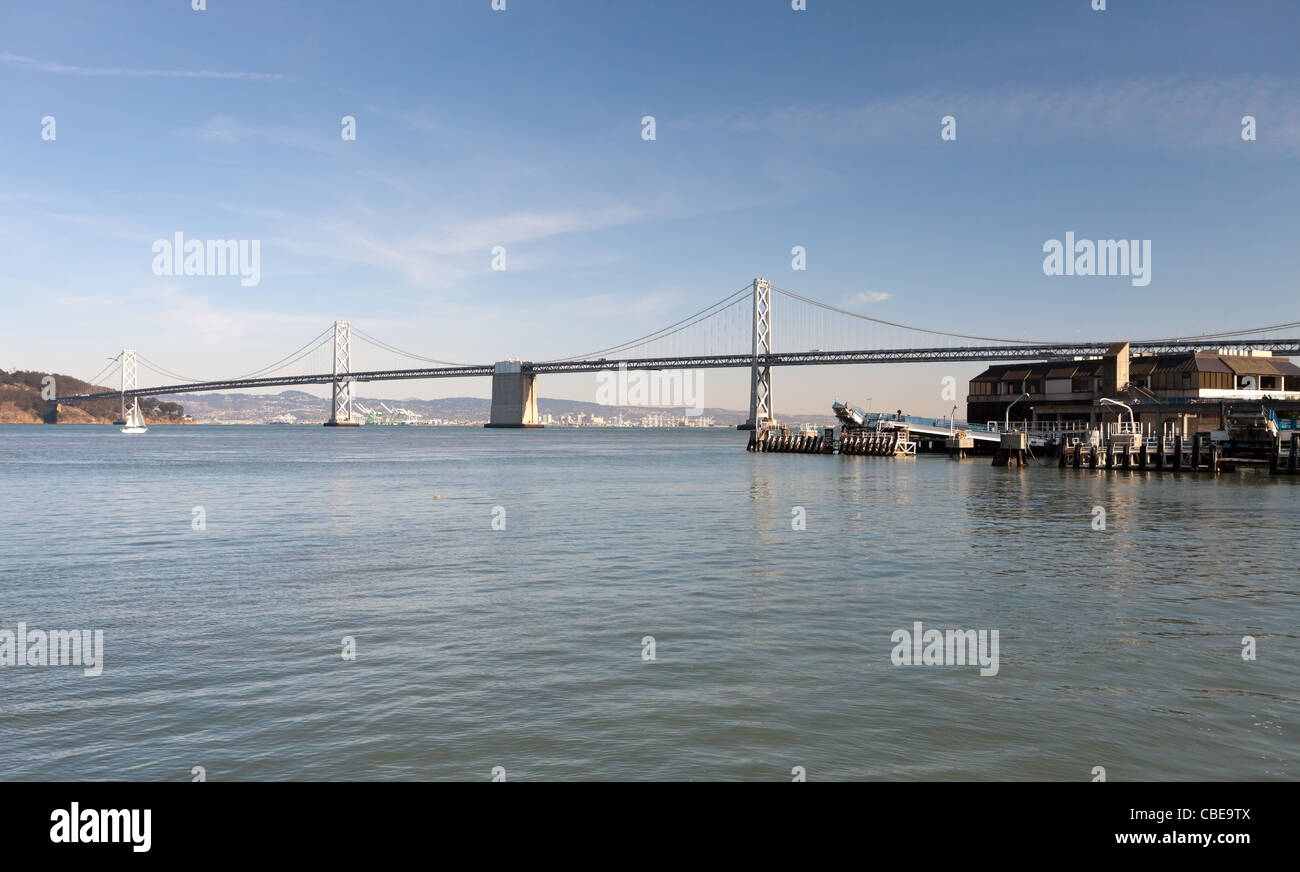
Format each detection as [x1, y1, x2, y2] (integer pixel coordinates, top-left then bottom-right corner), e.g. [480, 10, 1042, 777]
[57, 279, 1300, 428]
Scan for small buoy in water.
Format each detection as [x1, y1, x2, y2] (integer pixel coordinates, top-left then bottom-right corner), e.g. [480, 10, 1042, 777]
[433, 495, 441, 499]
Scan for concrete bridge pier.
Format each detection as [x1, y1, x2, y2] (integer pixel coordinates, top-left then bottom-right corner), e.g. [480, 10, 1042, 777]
[485, 360, 543, 428]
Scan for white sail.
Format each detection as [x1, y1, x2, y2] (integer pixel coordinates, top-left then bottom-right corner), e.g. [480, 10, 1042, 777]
[121, 399, 148, 434]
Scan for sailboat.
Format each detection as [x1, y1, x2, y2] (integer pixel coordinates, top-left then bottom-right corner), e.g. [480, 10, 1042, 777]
[120, 399, 148, 434]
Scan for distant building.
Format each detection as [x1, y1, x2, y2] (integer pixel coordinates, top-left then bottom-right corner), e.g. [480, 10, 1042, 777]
[968, 343, 1300, 431]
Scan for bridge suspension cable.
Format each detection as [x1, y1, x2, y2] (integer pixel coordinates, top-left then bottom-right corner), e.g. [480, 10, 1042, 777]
[1131, 319, 1300, 343]
[77, 355, 122, 392]
[769, 285, 1044, 345]
[227, 327, 335, 380]
[773, 283, 1300, 347]
[62, 278, 1300, 405]
[126, 327, 336, 388]
[349, 326, 472, 367]
[544, 283, 753, 362]
[136, 354, 208, 384]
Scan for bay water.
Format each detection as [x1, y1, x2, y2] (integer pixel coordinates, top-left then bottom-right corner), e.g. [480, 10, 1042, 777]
[1, 425, 1294, 780]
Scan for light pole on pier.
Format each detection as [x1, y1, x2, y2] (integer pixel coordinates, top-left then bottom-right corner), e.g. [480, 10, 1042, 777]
[1005, 392, 1030, 432]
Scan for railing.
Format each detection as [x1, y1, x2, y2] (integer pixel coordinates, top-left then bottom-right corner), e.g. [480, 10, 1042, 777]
[853, 411, 1300, 443]
[984, 420, 1096, 435]
[981, 420, 1170, 438]
[862, 412, 996, 434]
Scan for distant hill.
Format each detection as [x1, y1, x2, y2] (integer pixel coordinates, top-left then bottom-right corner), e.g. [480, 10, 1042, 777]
[0, 372, 838, 427]
[0, 370, 187, 425]
[166, 391, 743, 424]
[163, 391, 842, 427]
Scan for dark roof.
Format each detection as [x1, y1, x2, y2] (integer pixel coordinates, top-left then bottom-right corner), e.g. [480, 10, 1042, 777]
[1216, 355, 1300, 376]
[971, 352, 1297, 382]
[1194, 356, 1233, 373]
[976, 359, 1100, 381]
[1129, 359, 1157, 375]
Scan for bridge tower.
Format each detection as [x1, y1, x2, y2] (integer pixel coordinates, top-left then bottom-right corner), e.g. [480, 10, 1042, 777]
[119, 349, 137, 424]
[325, 320, 359, 426]
[742, 277, 773, 430]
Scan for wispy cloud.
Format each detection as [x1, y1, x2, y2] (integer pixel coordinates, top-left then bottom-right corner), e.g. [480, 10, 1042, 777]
[417, 206, 644, 258]
[686, 77, 1300, 154]
[363, 105, 459, 142]
[268, 203, 646, 289]
[55, 294, 121, 309]
[0, 52, 291, 81]
[131, 284, 324, 348]
[181, 114, 332, 152]
[846, 292, 890, 306]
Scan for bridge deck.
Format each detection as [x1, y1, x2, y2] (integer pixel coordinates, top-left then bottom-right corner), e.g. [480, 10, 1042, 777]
[56, 338, 1300, 402]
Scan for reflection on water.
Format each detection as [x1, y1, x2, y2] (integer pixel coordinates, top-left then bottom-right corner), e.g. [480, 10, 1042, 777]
[0, 425, 1295, 780]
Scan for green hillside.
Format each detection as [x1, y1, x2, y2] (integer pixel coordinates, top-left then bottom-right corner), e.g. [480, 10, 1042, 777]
[0, 370, 186, 424]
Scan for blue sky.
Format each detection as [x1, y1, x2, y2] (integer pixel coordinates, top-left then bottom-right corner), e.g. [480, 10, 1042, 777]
[2, 0, 1297, 415]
